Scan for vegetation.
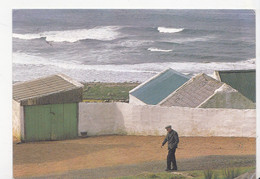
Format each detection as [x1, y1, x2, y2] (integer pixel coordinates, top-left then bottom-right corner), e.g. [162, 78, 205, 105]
[83, 82, 139, 102]
[203, 169, 213, 179]
[113, 166, 255, 179]
[222, 167, 241, 179]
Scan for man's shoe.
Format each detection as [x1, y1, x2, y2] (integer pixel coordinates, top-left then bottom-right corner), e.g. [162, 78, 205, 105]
[165, 168, 171, 172]
[171, 168, 177, 171]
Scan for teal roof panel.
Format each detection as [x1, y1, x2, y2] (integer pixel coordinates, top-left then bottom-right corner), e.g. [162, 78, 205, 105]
[130, 69, 190, 105]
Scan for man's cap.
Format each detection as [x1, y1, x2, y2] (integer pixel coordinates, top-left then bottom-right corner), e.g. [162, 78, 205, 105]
[165, 125, 172, 129]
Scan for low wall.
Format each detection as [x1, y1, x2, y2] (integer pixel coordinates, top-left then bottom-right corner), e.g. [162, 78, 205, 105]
[78, 102, 256, 137]
[78, 103, 126, 136]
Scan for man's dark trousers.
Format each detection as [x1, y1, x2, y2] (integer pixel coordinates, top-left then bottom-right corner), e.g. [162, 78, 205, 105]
[167, 147, 177, 170]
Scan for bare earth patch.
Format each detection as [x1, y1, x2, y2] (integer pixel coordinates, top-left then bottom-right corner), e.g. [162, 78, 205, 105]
[13, 136, 255, 178]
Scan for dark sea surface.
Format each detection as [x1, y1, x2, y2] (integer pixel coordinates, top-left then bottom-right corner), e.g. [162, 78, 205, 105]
[12, 10, 255, 82]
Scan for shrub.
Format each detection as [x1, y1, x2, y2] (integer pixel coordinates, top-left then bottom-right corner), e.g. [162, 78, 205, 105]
[203, 169, 214, 179]
[213, 173, 219, 179]
[169, 175, 185, 179]
[222, 168, 241, 179]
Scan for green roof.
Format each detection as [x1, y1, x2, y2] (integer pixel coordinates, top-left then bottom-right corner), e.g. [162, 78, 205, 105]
[215, 70, 255, 102]
[130, 68, 190, 105]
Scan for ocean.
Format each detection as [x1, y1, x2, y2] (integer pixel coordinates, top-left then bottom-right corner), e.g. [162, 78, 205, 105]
[12, 9, 256, 82]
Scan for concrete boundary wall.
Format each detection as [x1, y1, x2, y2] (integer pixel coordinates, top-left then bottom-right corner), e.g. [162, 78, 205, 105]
[79, 102, 256, 137]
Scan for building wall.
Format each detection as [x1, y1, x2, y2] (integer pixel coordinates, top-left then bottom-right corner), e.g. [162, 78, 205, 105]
[198, 91, 256, 109]
[129, 94, 147, 105]
[79, 102, 256, 137]
[20, 103, 25, 140]
[12, 100, 22, 140]
[78, 103, 126, 136]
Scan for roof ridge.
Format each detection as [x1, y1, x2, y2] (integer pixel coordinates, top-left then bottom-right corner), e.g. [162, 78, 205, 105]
[199, 73, 224, 84]
[13, 74, 83, 102]
[215, 69, 256, 73]
[159, 73, 223, 106]
[159, 73, 197, 105]
[130, 68, 189, 94]
[14, 86, 81, 102]
[13, 73, 83, 88]
[13, 74, 57, 86]
[214, 83, 237, 93]
[197, 83, 255, 108]
[129, 68, 171, 94]
[57, 74, 84, 87]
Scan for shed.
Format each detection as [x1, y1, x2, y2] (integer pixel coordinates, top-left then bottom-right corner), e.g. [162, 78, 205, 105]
[213, 69, 256, 102]
[12, 74, 84, 142]
[129, 68, 190, 105]
[159, 73, 255, 109]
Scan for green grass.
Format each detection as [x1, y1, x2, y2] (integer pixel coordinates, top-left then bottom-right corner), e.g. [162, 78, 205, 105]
[83, 82, 139, 102]
[203, 169, 213, 179]
[222, 167, 241, 179]
[112, 166, 255, 179]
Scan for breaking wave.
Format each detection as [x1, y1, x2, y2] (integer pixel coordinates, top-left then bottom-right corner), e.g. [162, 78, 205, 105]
[13, 52, 256, 80]
[158, 27, 184, 33]
[147, 48, 173, 52]
[12, 52, 156, 74]
[12, 26, 122, 43]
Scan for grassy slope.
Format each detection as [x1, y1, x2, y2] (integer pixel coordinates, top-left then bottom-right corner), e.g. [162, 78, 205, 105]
[83, 83, 139, 102]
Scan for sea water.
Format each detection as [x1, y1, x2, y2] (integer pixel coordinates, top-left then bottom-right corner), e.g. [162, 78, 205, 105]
[12, 10, 255, 82]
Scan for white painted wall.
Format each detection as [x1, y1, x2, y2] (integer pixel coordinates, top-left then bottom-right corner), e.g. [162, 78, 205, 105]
[12, 100, 22, 140]
[78, 103, 126, 136]
[129, 94, 147, 105]
[79, 102, 256, 137]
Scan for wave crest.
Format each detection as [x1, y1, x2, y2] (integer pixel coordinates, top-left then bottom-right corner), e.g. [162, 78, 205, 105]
[13, 26, 121, 43]
[158, 27, 184, 33]
[147, 48, 172, 52]
[13, 52, 255, 74]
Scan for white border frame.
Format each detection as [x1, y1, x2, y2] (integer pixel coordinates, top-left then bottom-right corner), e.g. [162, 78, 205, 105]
[0, 1, 259, 178]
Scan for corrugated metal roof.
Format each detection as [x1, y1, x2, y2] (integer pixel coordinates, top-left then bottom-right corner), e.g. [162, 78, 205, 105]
[13, 74, 84, 102]
[130, 68, 190, 105]
[160, 73, 224, 107]
[214, 70, 255, 102]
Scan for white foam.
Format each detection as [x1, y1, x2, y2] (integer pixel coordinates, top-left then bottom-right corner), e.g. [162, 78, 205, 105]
[118, 40, 153, 47]
[13, 26, 121, 43]
[147, 48, 172, 52]
[13, 33, 42, 40]
[162, 36, 215, 44]
[246, 58, 256, 64]
[12, 52, 156, 73]
[158, 27, 184, 33]
[13, 52, 256, 82]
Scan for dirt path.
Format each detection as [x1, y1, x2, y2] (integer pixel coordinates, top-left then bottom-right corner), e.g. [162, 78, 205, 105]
[17, 155, 256, 179]
[13, 136, 256, 178]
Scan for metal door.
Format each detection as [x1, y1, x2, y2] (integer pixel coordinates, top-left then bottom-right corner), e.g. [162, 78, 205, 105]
[24, 103, 78, 142]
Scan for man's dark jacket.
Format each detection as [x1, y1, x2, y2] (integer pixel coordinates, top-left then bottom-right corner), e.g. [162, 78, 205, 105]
[162, 129, 179, 149]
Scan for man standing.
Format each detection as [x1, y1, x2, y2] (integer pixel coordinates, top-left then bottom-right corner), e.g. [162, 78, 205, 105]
[161, 125, 179, 171]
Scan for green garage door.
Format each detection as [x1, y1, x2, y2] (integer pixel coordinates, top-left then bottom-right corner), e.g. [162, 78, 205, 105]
[24, 103, 78, 142]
